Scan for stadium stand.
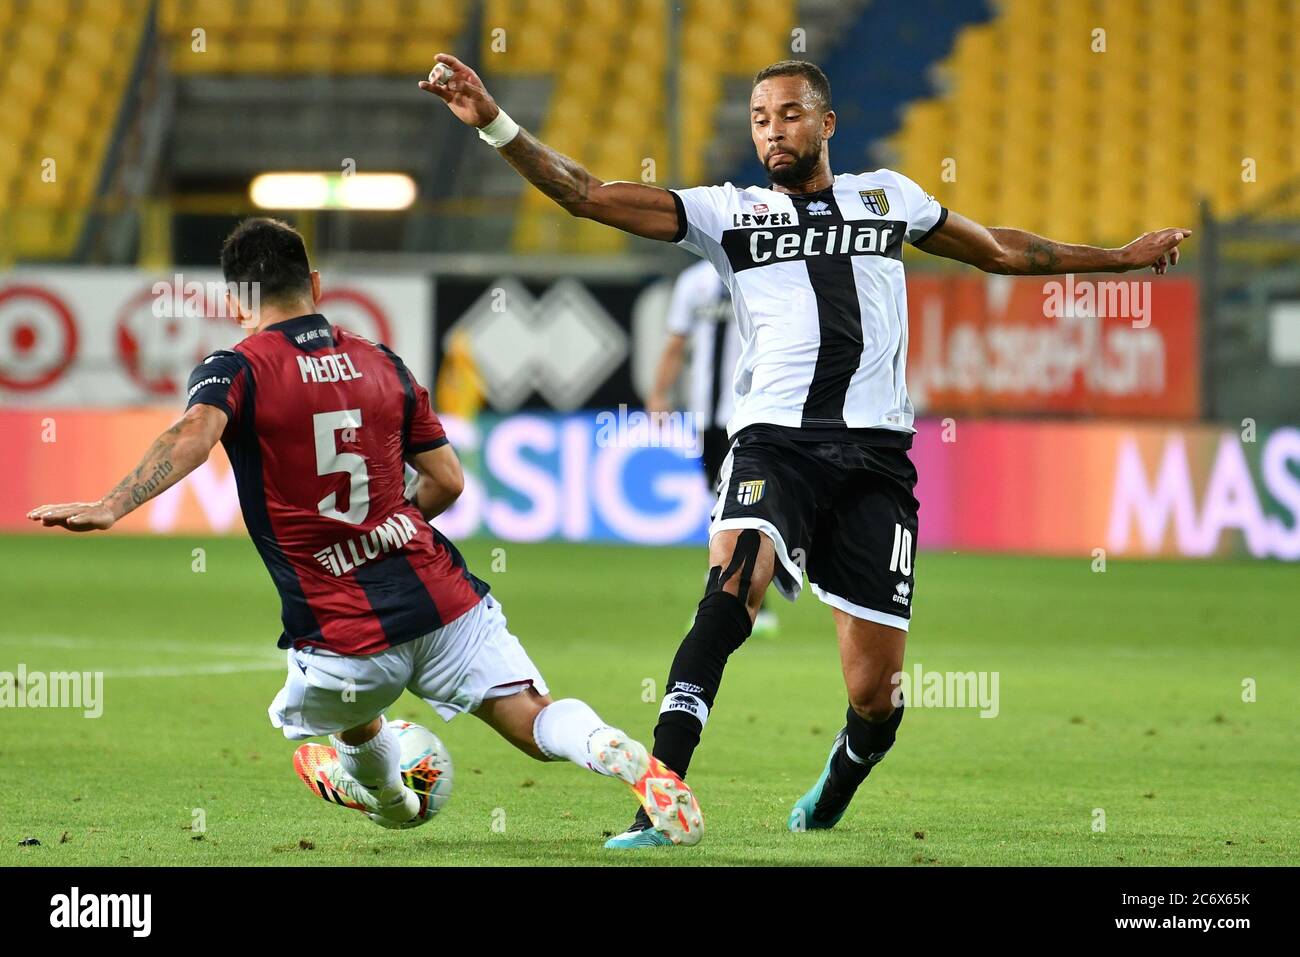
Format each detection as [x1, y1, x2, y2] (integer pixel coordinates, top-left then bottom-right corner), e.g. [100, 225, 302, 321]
[0, 0, 150, 261]
[2, 0, 1296, 263]
[504, 0, 798, 254]
[159, 0, 466, 76]
[886, 0, 1300, 243]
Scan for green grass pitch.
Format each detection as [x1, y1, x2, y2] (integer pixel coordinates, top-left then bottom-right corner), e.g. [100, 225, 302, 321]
[0, 534, 1295, 866]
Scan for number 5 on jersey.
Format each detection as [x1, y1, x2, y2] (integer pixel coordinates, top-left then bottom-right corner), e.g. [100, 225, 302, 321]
[314, 409, 369, 524]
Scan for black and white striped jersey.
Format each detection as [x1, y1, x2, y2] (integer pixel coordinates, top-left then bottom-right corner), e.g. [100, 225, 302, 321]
[669, 170, 946, 440]
[665, 259, 740, 431]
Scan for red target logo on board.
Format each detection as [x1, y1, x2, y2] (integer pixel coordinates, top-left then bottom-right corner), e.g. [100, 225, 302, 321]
[114, 283, 241, 396]
[110, 284, 396, 396]
[318, 288, 394, 346]
[0, 285, 79, 392]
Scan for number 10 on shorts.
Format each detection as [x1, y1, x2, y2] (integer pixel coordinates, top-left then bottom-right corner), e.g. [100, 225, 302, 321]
[889, 523, 913, 576]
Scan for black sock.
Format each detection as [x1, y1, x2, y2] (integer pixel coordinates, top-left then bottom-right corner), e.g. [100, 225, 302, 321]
[821, 698, 906, 808]
[651, 589, 752, 779]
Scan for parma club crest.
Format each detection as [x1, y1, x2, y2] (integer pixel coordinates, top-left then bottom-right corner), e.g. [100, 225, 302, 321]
[859, 188, 890, 216]
[735, 479, 766, 506]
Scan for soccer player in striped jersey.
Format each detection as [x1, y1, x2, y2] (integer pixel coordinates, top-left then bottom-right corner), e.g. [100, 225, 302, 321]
[27, 218, 702, 845]
[648, 259, 777, 636]
[421, 54, 1188, 848]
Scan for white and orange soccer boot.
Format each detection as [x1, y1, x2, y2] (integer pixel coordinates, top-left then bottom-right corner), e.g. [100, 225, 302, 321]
[292, 742, 423, 829]
[591, 732, 704, 847]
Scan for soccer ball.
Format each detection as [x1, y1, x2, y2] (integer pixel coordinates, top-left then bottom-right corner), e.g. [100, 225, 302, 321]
[373, 719, 453, 829]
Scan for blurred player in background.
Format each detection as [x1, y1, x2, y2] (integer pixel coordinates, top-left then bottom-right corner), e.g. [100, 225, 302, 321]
[27, 218, 702, 846]
[648, 259, 777, 636]
[424, 52, 1188, 850]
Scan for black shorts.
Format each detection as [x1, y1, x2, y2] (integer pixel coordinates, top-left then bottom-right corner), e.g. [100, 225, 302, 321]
[711, 424, 919, 630]
[701, 426, 730, 490]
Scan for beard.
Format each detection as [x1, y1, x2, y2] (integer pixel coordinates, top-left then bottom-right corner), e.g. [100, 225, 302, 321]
[765, 141, 823, 189]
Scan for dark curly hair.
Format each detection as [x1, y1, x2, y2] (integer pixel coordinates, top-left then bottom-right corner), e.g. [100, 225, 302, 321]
[752, 60, 832, 113]
[220, 217, 313, 305]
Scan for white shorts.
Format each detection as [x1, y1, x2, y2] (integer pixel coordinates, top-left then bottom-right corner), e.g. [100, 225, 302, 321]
[268, 594, 549, 740]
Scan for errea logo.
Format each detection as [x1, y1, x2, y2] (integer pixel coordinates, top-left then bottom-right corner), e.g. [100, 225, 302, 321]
[806, 200, 831, 216]
[893, 581, 911, 605]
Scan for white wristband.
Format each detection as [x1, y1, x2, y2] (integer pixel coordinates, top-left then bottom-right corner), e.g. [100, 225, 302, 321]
[477, 108, 520, 149]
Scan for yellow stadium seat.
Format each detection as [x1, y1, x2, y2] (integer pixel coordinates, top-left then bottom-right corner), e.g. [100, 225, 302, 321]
[158, 0, 187, 33]
[231, 36, 289, 73]
[190, 0, 243, 30]
[518, 0, 565, 32]
[681, 27, 726, 74]
[23, 0, 72, 29]
[576, 0, 623, 30]
[2, 58, 53, 106]
[496, 24, 564, 72]
[242, 2, 294, 30]
[67, 21, 117, 65]
[337, 35, 394, 73]
[610, 60, 663, 101]
[354, 0, 404, 31]
[687, 0, 740, 30]
[286, 35, 341, 72]
[410, 0, 464, 32]
[732, 24, 786, 72]
[573, 215, 624, 253]
[0, 103, 35, 146]
[300, 0, 352, 29]
[393, 36, 443, 73]
[12, 21, 61, 62]
[630, 0, 667, 28]
[116, 0, 154, 24]
[554, 55, 612, 96]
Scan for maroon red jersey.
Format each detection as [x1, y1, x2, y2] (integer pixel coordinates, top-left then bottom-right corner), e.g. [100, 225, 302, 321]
[186, 313, 487, 655]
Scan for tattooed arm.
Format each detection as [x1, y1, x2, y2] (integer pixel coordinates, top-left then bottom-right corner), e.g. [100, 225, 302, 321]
[27, 404, 227, 532]
[915, 210, 1191, 276]
[419, 53, 680, 241]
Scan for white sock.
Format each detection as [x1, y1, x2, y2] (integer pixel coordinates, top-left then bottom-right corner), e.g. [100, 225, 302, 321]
[331, 718, 419, 822]
[331, 718, 403, 791]
[532, 698, 618, 775]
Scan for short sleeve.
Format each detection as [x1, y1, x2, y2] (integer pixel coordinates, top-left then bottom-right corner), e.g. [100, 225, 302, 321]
[185, 350, 246, 424]
[670, 183, 736, 257]
[888, 170, 948, 245]
[406, 378, 447, 454]
[378, 344, 447, 455]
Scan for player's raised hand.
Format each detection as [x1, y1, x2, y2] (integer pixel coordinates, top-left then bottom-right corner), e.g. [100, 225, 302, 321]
[26, 501, 116, 532]
[1120, 227, 1192, 275]
[417, 53, 500, 128]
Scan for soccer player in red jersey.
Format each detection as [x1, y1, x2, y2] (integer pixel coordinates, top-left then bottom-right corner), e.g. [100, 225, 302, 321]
[28, 218, 702, 843]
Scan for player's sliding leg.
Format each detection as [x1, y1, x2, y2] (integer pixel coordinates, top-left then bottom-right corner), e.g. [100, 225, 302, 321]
[605, 527, 774, 848]
[789, 610, 907, 831]
[293, 716, 424, 828]
[273, 642, 427, 828]
[473, 688, 703, 845]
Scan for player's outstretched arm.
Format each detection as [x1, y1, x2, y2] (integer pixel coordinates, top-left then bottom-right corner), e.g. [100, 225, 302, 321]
[916, 209, 1190, 276]
[418, 53, 679, 242]
[27, 404, 227, 532]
